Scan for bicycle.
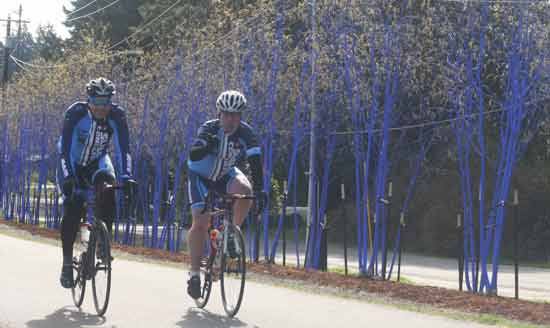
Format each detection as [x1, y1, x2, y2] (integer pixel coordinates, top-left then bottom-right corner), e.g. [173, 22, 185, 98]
[194, 190, 256, 317]
[71, 180, 136, 316]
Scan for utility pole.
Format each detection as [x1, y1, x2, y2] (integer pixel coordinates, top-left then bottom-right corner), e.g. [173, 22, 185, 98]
[1, 8, 30, 110]
[15, 5, 22, 58]
[305, 0, 317, 259]
[1, 15, 12, 111]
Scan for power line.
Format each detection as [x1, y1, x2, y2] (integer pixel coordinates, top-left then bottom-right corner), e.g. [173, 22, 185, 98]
[109, 0, 290, 52]
[10, 55, 66, 69]
[9, 55, 36, 75]
[277, 108, 505, 136]
[137, 1, 285, 49]
[66, 0, 99, 17]
[277, 101, 547, 137]
[171, 4, 293, 76]
[105, 2, 291, 75]
[438, 0, 550, 4]
[108, 6, 296, 89]
[9, 50, 144, 70]
[65, 0, 122, 23]
[108, 0, 182, 50]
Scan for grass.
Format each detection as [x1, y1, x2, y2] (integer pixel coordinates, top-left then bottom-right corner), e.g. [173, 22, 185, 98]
[394, 275, 416, 285]
[326, 266, 363, 277]
[326, 265, 416, 285]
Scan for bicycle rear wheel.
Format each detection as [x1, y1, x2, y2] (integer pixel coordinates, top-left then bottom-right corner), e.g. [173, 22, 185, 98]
[220, 225, 246, 317]
[92, 220, 112, 316]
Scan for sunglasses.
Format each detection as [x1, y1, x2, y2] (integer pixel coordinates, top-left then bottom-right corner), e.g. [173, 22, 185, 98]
[89, 96, 112, 106]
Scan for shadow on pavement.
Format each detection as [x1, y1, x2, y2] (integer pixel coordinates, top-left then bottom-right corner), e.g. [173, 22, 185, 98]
[176, 308, 256, 328]
[26, 306, 106, 328]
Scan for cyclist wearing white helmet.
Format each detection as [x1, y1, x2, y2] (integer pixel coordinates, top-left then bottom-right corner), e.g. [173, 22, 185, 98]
[185, 90, 267, 299]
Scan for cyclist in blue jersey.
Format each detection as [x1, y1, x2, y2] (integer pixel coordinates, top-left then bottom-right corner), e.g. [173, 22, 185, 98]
[186, 90, 267, 299]
[56, 77, 135, 288]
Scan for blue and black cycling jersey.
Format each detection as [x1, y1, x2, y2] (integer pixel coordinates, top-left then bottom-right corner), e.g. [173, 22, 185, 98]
[187, 119, 263, 191]
[58, 101, 132, 181]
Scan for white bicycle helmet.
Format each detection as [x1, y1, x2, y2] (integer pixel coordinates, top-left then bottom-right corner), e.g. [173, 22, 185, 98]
[216, 90, 247, 113]
[86, 77, 116, 97]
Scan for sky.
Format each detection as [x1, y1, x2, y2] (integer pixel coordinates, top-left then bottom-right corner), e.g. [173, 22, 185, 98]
[0, 0, 72, 39]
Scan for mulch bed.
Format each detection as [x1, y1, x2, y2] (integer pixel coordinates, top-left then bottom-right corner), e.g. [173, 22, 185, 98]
[2, 218, 549, 325]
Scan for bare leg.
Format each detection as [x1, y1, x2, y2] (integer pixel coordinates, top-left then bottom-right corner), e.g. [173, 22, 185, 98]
[187, 208, 210, 272]
[227, 175, 253, 226]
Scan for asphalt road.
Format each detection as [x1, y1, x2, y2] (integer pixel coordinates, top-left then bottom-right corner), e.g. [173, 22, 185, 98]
[0, 233, 492, 328]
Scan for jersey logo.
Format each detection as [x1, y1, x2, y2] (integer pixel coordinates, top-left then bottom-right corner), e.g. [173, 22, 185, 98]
[89, 126, 110, 160]
[221, 141, 243, 173]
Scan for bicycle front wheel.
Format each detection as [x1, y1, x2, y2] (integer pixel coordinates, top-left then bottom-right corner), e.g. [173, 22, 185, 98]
[220, 226, 246, 317]
[194, 254, 214, 308]
[71, 253, 86, 308]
